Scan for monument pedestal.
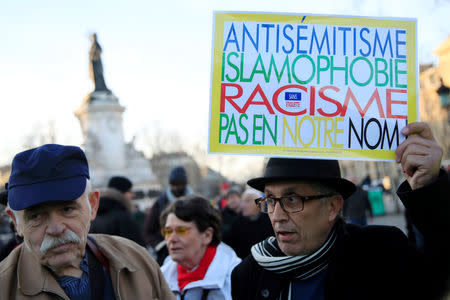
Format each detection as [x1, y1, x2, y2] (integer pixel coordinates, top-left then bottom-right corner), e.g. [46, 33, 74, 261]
[75, 90, 158, 189]
[75, 91, 126, 187]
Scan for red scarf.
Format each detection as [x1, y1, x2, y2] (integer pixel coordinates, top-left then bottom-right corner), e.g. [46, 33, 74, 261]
[177, 245, 217, 291]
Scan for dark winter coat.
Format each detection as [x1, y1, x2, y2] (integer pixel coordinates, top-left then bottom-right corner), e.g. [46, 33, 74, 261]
[221, 207, 240, 243]
[232, 170, 450, 300]
[223, 213, 274, 259]
[143, 190, 170, 249]
[343, 185, 373, 220]
[90, 188, 145, 246]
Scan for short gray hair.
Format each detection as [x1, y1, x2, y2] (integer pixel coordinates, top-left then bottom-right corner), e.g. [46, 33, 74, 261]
[84, 179, 92, 213]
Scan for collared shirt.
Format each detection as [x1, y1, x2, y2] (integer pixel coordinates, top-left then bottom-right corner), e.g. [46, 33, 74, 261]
[55, 252, 116, 300]
[56, 253, 91, 300]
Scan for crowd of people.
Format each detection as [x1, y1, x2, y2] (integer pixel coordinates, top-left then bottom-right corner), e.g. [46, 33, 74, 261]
[0, 122, 449, 299]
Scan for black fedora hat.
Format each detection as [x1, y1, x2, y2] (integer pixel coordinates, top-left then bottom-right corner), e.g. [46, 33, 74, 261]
[247, 158, 356, 199]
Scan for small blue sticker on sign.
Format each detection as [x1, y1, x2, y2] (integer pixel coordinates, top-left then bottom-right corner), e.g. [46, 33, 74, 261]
[285, 92, 302, 101]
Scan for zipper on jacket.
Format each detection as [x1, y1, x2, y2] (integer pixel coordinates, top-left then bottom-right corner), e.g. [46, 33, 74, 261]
[116, 269, 122, 300]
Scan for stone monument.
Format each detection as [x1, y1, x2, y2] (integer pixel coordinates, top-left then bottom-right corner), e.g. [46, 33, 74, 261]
[75, 33, 157, 189]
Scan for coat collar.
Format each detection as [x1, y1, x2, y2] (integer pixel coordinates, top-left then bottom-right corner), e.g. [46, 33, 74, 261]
[85, 234, 141, 272]
[16, 234, 141, 297]
[17, 244, 68, 298]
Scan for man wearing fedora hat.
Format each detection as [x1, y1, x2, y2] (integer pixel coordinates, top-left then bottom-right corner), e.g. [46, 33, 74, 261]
[231, 122, 449, 300]
[0, 144, 174, 300]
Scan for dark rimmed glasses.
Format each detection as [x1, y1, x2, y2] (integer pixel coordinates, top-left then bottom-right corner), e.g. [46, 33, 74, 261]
[255, 193, 336, 214]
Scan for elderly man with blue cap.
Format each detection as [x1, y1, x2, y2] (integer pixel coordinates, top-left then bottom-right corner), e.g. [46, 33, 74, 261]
[231, 122, 450, 300]
[0, 144, 174, 300]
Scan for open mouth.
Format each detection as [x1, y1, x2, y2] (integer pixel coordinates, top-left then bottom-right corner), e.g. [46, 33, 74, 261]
[277, 231, 295, 241]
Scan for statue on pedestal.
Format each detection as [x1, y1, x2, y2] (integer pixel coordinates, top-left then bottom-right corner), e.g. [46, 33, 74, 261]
[89, 33, 109, 92]
[77, 33, 157, 189]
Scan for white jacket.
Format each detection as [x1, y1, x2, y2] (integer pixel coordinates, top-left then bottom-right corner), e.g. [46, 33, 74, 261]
[161, 242, 241, 300]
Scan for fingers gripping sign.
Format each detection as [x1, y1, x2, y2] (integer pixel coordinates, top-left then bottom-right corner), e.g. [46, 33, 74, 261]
[395, 122, 443, 190]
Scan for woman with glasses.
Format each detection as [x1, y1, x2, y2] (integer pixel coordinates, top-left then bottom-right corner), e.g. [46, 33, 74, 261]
[159, 195, 241, 300]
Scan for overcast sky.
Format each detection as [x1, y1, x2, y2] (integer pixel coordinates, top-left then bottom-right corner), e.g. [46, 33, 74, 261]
[1, 0, 449, 180]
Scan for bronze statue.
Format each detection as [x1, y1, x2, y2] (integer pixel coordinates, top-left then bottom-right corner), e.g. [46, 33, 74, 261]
[89, 33, 109, 91]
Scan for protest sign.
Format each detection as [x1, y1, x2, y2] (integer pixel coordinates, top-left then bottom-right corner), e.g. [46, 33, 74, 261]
[209, 12, 417, 160]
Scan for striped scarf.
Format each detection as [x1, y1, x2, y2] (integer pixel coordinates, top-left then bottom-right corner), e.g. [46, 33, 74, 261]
[251, 225, 338, 299]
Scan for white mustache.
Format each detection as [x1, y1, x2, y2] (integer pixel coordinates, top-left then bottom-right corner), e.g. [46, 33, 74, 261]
[40, 230, 81, 255]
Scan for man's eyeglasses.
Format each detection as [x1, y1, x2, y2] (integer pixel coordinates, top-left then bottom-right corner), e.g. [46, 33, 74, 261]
[161, 226, 190, 238]
[254, 193, 335, 214]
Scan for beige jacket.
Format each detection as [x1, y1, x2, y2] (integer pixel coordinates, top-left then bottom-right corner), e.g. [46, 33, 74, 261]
[0, 234, 175, 300]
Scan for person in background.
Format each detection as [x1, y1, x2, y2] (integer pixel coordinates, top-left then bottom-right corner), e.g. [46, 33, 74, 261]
[0, 188, 10, 235]
[232, 123, 449, 300]
[0, 191, 10, 248]
[131, 203, 147, 232]
[160, 195, 241, 300]
[216, 182, 230, 211]
[0, 221, 22, 262]
[342, 177, 373, 226]
[107, 176, 135, 201]
[144, 166, 193, 265]
[0, 144, 174, 299]
[105, 175, 146, 238]
[225, 186, 242, 213]
[0, 187, 23, 261]
[220, 186, 242, 244]
[89, 184, 146, 246]
[224, 188, 274, 259]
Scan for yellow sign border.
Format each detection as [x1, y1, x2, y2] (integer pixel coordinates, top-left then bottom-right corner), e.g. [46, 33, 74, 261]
[209, 12, 417, 160]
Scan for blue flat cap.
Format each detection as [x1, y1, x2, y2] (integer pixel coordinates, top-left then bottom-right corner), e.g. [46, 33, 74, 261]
[8, 144, 90, 210]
